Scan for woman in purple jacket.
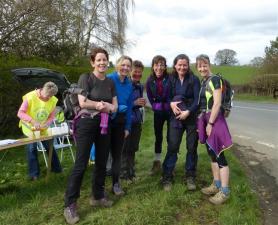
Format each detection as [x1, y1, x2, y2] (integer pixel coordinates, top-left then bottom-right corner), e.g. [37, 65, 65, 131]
[146, 55, 171, 175]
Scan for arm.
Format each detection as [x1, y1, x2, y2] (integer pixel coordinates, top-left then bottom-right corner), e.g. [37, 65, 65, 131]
[17, 100, 33, 122]
[146, 78, 154, 105]
[206, 88, 222, 136]
[18, 100, 41, 129]
[78, 94, 103, 110]
[187, 76, 201, 113]
[124, 89, 133, 137]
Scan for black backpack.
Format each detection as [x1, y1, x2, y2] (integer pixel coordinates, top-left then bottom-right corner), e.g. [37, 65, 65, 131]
[63, 73, 93, 120]
[206, 73, 234, 117]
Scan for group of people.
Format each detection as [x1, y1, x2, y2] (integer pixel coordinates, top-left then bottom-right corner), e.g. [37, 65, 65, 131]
[17, 47, 233, 225]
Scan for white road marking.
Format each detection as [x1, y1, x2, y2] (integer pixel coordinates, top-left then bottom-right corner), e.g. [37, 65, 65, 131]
[234, 135, 277, 149]
[234, 134, 252, 140]
[234, 105, 278, 113]
[256, 141, 276, 149]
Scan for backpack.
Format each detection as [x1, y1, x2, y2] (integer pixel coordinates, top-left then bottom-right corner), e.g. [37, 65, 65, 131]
[206, 73, 234, 117]
[63, 73, 92, 120]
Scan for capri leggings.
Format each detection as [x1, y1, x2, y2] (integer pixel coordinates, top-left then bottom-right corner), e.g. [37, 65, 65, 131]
[206, 144, 228, 168]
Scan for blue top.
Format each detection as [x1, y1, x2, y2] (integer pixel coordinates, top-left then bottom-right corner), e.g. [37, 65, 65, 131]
[107, 71, 133, 131]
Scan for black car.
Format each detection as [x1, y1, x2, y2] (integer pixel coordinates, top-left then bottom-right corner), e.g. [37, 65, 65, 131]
[11, 67, 71, 105]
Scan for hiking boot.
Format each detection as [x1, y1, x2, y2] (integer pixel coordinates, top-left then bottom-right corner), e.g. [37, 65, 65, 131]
[89, 196, 113, 208]
[150, 160, 161, 175]
[201, 183, 219, 195]
[112, 183, 125, 196]
[209, 190, 229, 205]
[64, 203, 79, 225]
[186, 177, 196, 191]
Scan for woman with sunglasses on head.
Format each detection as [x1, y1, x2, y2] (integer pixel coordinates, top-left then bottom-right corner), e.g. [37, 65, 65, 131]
[63, 47, 117, 224]
[161, 54, 200, 191]
[107, 55, 133, 196]
[196, 54, 233, 205]
[146, 55, 171, 175]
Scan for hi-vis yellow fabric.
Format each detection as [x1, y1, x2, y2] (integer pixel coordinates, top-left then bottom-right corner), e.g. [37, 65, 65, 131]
[19, 90, 57, 137]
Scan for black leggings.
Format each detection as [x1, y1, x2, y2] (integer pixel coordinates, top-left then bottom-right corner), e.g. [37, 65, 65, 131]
[206, 144, 228, 168]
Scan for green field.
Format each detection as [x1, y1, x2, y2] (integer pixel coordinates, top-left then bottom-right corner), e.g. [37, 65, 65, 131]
[0, 109, 261, 225]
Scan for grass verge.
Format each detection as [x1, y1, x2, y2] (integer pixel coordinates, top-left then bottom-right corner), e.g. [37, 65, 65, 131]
[234, 93, 278, 104]
[0, 109, 262, 225]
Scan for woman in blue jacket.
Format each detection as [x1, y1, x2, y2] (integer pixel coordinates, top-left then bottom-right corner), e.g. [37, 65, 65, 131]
[107, 56, 133, 195]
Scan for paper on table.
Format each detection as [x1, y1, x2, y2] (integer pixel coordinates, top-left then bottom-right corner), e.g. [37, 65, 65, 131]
[0, 139, 18, 146]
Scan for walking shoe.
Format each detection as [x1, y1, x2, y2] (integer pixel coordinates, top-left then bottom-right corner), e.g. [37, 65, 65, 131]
[150, 160, 161, 175]
[30, 176, 38, 181]
[161, 176, 173, 192]
[209, 190, 229, 205]
[186, 177, 196, 191]
[201, 183, 219, 195]
[89, 196, 113, 208]
[112, 183, 125, 196]
[64, 203, 79, 225]
[163, 181, 172, 192]
[106, 168, 112, 176]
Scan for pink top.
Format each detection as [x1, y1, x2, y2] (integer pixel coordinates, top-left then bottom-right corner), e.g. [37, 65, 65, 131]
[17, 90, 56, 126]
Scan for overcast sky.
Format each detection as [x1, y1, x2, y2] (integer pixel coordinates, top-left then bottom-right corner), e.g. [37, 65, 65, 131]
[112, 0, 277, 66]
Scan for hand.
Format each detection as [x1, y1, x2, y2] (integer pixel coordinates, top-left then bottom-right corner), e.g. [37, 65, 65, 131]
[95, 101, 105, 111]
[40, 123, 49, 129]
[135, 98, 146, 107]
[170, 101, 181, 116]
[31, 120, 41, 130]
[206, 124, 212, 137]
[176, 110, 190, 120]
[102, 102, 115, 113]
[124, 130, 129, 138]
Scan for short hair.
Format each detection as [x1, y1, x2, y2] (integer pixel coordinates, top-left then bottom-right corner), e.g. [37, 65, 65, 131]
[115, 55, 133, 71]
[90, 47, 109, 62]
[133, 60, 144, 70]
[196, 54, 210, 66]
[43, 81, 58, 96]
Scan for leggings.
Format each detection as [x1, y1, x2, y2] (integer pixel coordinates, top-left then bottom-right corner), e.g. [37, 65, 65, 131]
[206, 144, 228, 168]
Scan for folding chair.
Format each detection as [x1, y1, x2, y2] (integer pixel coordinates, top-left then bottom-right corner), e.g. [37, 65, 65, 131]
[52, 121, 75, 163]
[53, 134, 75, 162]
[37, 141, 49, 167]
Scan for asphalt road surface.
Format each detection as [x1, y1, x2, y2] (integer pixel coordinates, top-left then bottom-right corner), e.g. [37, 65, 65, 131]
[227, 101, 278, 184]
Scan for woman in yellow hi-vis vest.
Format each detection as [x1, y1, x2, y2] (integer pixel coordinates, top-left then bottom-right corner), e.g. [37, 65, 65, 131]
[17, 81, 62, 180]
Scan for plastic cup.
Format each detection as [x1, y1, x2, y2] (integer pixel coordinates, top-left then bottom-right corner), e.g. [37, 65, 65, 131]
[34, 130, 40, 138]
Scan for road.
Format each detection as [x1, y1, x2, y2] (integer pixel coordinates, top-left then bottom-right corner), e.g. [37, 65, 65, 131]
[227, 101, 278, 184]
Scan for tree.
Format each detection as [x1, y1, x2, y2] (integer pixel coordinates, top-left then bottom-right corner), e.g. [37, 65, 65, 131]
[0, 0, 134, 64]
[262, 36, 278, 73]
[249, 57, 264, 68]
[214, 49, 238, 65]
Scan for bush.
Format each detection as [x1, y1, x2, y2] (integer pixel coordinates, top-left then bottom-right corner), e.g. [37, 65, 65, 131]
[251, 74, 278, 96]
